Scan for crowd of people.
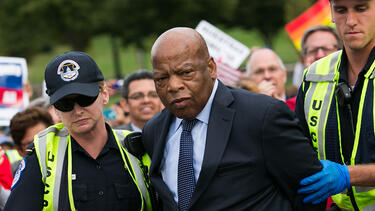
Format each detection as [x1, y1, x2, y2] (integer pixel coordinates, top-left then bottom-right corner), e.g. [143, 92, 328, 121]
[0, 0, 374, 210]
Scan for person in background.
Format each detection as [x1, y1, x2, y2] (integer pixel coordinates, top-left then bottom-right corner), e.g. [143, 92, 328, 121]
[104, 101, 129, 128]
[0, 136, 13, 190]
[293, 25, 342, 87]
[296, 0, 375, 210]
[8, 106, 54, 174]
[5, 51, 153, 210]
[117, 70, 163, 132]
[29, 96, 61, 124]
[142, 27, 325, 210]
[246, 47, 296, 110]
[0, 135, 14, 210]
[235, 78, 260, 93]
[0, 143, 13, 211]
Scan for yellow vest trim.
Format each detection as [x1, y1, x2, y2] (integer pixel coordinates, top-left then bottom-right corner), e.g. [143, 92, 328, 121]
[5, 149, 23, 163]
[302, 51, 375, 210]
[35, 124, 151, 211]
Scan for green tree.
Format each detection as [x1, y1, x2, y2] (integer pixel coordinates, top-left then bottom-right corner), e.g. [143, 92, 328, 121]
[0, 0, 104, 60]
[285, 0, 315, 22]
[0, 0, 52, 59]
[233, 0, 286, 48]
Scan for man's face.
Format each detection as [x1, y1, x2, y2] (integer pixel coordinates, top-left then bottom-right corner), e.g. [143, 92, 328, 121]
[303, 31, 339, 67]
[248, 49, 287, 99]
[55, 88, 109, 136]
[331, 0, 375, 52]
[152, 43, 216, 120]
[125, 79, 163, 125]
[17, 122, 47, 157]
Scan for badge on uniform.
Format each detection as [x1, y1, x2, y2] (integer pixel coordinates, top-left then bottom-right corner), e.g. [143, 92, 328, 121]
[11, 158, 26, 190]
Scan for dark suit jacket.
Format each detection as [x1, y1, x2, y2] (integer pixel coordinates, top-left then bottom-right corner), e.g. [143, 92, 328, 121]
[143, 81, 325, 211]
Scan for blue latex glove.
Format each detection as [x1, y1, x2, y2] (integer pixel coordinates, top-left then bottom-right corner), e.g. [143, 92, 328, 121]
[298, 160, 350, 204]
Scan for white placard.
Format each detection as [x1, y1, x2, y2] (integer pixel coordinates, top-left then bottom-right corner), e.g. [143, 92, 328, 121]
[196, 20, 250, 68]
[0, 57, 28, 126]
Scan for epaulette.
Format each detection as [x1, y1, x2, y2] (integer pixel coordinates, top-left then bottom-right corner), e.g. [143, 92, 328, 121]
[26, 143, 35, 155]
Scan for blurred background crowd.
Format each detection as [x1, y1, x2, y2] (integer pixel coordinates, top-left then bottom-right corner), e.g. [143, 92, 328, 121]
[0, 0, 340, 209]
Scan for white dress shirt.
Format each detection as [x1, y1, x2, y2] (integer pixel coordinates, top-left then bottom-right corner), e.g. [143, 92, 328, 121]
[160, 80, 218, 203]
[130, 123, 142, 132]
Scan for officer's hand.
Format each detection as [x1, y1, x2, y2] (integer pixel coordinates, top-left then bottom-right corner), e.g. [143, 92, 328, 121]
[298, 160, 350, 204]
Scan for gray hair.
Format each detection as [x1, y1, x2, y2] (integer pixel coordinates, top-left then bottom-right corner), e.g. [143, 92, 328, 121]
[246, 47, 286, 77]
[28, 97, 51, 109]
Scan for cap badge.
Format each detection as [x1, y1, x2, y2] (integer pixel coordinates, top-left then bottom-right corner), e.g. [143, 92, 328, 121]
[57, 59, 80, 81]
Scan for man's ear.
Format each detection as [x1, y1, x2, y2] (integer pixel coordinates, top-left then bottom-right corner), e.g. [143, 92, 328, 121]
[119, 98, 130, 113]
[101, 86, 110, 106]
[207, 57, 217, 79]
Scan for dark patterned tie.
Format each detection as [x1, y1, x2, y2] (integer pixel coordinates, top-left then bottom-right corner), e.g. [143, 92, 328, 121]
[178, 119, 198, 211]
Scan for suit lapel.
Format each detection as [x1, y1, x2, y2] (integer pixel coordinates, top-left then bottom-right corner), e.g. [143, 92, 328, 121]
[149, 110, 179, 209]
[191, 81, 235, 206]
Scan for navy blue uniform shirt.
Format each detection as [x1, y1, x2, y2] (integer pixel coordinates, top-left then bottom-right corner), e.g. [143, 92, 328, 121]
[4, 124, 141, 211]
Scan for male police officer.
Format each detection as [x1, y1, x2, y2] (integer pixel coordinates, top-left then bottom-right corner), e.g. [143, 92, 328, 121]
[5, 52, 152, 211]
[296, 0, 375, 210]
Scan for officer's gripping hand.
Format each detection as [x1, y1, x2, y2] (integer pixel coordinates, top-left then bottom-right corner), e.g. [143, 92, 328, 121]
[298, 160, 350, 204]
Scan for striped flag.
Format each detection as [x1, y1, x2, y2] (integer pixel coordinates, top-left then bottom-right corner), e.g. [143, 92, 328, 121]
[285, 0, 334, 51]
[215, 59, 242, 86]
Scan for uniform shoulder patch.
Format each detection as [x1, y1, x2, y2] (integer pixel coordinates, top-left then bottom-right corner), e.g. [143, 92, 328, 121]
[11, 158, 26, 190]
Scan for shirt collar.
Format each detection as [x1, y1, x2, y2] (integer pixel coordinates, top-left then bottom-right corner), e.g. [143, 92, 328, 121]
[130, 123, 142, 132]
[172, 79, 219, 132]
[339, 47, 375, 84]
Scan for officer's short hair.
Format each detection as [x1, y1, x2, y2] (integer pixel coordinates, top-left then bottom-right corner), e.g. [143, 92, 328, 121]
[10, 107, 53, 147]
[301, 25, 342, 57]
[122, 70, 153, 100]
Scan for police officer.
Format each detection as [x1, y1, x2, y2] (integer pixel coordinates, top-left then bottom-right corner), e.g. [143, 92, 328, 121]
[296, 0, 375, 210]
[5, 52, 152, 211]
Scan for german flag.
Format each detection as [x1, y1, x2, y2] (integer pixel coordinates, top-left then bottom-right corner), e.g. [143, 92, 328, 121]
[285, 0, 334, 51]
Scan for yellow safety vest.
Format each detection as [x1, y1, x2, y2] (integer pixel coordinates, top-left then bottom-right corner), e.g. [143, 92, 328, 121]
[302, 50, 375, 211]
[5, 149, 23, 164]
[33, 123, 152, 211]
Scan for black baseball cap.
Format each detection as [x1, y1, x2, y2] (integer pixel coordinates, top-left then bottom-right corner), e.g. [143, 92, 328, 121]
[45, 51, 104, 104]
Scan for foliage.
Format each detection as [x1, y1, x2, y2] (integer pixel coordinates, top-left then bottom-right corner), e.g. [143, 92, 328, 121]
[233, 0, 287, 48]
[0, 0, 52, 59]
[285, 0, 315, 22]
[0, 0, 104, 59]
[0, 0, 310, 76]
[98, 0, 238, 50]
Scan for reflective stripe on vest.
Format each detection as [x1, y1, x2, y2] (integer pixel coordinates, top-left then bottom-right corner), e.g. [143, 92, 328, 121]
[114, 130, 151, 211]
[304, 51, 341, 160]
[35, 124, 70, 210]
[35, 123, 151, 211]
[302, 50, 375, 210]
[5, 149, 23, 164]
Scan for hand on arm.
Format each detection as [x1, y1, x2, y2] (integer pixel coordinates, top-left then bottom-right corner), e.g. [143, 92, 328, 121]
[298, 160, 350, 204]
[347, 164, 375, 187]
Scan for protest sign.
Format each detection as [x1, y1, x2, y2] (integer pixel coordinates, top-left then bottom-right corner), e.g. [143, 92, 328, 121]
[0, 57, 28, 126]
[196, 20, 249, 85]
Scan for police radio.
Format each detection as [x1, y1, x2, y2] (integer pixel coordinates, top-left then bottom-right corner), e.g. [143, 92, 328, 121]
[123, 132, 145, 160]
[335, 82, 352, 107]
[123, 132, 160, 210]
[335, 82, 354, 132]
[335, 82, 355, 141]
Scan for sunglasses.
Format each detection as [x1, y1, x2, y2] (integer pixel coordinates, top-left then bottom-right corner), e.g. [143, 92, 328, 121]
[54, 94, 99, 112]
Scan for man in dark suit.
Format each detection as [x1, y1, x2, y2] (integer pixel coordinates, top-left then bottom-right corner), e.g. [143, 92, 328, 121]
[142, 27, 325, 211]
